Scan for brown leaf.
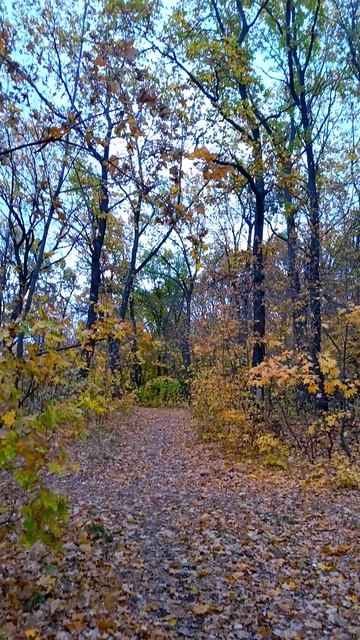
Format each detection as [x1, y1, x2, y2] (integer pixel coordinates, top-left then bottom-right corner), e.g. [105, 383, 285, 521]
[94, 56, 106, 67]
[322, 543, 352, 556]
[192, 602, 214, 615]
[187, 147, 217, 162]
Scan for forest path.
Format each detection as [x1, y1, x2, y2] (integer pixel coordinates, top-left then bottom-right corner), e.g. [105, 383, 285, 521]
[1, 408, 360, 639]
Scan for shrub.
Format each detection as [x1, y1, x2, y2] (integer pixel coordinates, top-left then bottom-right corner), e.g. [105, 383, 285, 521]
[136, 376, 185, 407]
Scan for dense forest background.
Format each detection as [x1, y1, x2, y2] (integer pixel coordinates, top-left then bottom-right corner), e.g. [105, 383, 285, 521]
[0, 0, 359, 543]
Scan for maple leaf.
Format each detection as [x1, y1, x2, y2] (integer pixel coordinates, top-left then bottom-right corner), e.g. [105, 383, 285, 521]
[187, 147, 217, 162]
[3, 410, 16, 426]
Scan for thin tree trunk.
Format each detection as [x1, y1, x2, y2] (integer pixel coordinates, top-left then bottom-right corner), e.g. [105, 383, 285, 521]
[86, 149, 109, 330]
[181, 289, 192, 374]
[109, 210, 140, 377]
[129, 291, 141, 388]
[252, 184, 266, 367]
[286, 209, 306, 351]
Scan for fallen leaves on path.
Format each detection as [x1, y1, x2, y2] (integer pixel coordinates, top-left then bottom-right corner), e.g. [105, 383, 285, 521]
[1, 408, 360, 639]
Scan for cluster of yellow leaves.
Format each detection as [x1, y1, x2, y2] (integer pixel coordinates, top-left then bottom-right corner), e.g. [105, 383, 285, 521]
[192, 367, 290, 467]
[255, 434, 289, 469]
[331, 453, 360, 490]
[0, 314, 133, 546]
[248, 351, 317, 394]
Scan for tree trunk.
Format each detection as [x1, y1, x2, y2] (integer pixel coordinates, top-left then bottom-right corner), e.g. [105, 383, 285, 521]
[286, 209, 306, 351]
[181, 290, 192, 374]
[304, 135, 328, 409]
[86, 153, 109, 330]
[129, 292, 141, 388]
[109, 211, 140, 378]
[252, 184, 266, 367]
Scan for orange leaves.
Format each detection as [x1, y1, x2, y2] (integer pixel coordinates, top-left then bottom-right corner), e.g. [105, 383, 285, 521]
[203, 164, 235, 180]
[106, 154, 120, 175]
[47, 126, 63, 138]
[94, 55, 107, 67]
[322, 543, 352, 557]
[46, 124, 68, 139]
[187, 147, 217, 162]
[187, 148, 236, 182]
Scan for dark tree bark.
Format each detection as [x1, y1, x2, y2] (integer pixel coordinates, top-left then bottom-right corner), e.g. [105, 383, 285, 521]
[286, 209, 306, 351]
[252, 183, 266, 367]
[181, 284, 193, 374]
[284, 0, 328, 409]
[129, 291, 141, 388]
[86, 142, 110, 330]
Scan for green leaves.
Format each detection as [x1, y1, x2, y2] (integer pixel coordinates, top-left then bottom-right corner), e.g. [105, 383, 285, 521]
[21, 490, 68, 548]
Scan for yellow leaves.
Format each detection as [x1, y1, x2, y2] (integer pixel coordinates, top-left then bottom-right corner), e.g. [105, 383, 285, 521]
[226, 571, 245, 584]
[325, 413, 338, 428]
[307, 422, 316, 436]
[331, 453, 360, 490]
[268, 338, 283, 349]
[97, 617, 115, 632]
[282, 579, 297, 590]
[319, 351, 340, 379]
[248, 354, 299, 389]
[342, 382, 358, 399]
[346, 304, 360, 326]
[48, 461, 64, 476]
[256, 434, 289, 469]
[306, 380, 318, 394]
[3, 410, 16, 426]
[317, 562, 336, 572]
[167, 617, 178, 627]
[25, 630, 41, 639]
[324, 379, 338, 395]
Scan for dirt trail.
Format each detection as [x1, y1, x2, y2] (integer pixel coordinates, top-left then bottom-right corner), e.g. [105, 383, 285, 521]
[1, 408, 360, 639]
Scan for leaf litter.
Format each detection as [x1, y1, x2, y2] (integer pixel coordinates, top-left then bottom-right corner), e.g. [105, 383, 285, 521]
[1, 407, 360, 639]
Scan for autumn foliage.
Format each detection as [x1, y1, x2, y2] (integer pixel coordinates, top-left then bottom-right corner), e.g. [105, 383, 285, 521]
[0, 0, 359, 552]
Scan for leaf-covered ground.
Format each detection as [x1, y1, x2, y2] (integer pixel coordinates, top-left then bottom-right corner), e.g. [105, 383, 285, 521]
[1, 408, 360, 639]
